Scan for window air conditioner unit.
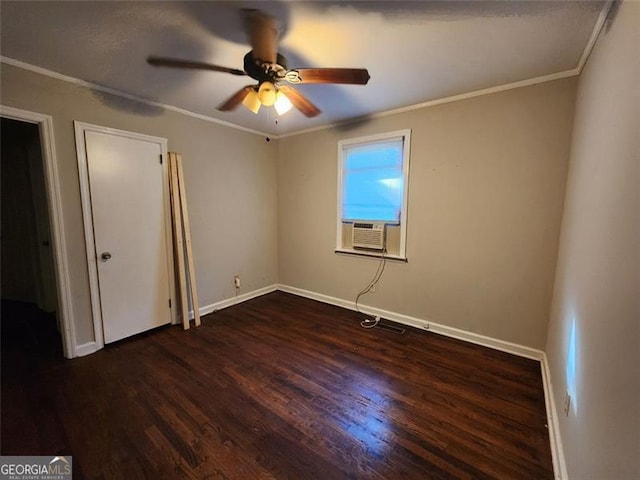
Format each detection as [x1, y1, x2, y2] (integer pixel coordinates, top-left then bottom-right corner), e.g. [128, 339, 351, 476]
[352, 222, 385, 250]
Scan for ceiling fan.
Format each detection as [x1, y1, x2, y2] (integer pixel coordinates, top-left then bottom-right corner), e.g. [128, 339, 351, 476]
[148, 9, 370, 118]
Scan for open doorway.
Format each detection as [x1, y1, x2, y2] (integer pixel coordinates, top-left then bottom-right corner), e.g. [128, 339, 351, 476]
[1, 117, 61, 358]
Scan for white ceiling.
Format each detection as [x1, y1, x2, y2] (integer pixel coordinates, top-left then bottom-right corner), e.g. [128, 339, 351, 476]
[1, 1, 607, 136]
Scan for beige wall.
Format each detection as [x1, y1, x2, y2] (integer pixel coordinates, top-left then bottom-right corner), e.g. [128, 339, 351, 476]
[546, 1, 640, 478]
[3, 9, 637, 474]
[278, 78, 577, 349]
[1, 63, 278, 347]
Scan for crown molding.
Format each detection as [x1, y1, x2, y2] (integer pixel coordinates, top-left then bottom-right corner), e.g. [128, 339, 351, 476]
[278, 68, 580, 139]
[0, 1, 611, 141]
[575, 1, 615, 73]
[0, 55, 272, 138]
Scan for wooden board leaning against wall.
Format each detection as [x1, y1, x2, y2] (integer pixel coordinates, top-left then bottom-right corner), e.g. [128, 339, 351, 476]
[169, 152, 200, 330]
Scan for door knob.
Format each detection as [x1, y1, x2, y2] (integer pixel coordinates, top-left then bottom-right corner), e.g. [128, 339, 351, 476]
[101, 252, 112, 261]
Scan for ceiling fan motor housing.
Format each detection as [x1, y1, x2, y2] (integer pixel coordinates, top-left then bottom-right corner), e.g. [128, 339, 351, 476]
[244, 51, 288, 83]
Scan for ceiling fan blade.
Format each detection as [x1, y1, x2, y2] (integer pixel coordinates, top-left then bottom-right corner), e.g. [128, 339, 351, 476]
[242, 9, 278, 64]
[218, 86, 256, 111]
[279, 85, 321, 118]
[291, 68, 370, 85]
[147, 56, 246, 76]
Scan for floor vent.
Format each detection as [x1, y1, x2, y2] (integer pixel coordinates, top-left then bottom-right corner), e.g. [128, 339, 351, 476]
[375, 321, 406, 335]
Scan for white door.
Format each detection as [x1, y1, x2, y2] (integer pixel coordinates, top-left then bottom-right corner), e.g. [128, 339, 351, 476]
[83, 129, 172, 344]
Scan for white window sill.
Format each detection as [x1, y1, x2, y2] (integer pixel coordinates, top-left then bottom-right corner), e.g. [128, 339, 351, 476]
[334, 248, 408, 262]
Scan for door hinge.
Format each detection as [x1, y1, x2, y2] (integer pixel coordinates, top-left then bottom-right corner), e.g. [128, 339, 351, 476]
[160, 154, 163, 164]
[168, 298, 172, 308]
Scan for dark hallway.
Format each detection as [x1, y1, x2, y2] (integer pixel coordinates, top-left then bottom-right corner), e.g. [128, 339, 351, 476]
[1, 117, 62, 357]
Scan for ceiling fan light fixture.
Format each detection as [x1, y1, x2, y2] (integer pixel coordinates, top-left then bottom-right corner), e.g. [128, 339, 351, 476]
[274, 90, 293, 115]
[242, 88, 261, 114]
[258, 81, 276, 106]
[148, 9, 369, 119]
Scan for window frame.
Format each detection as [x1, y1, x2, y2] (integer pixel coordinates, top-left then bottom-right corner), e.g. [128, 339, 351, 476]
[336, 129, 411, 260]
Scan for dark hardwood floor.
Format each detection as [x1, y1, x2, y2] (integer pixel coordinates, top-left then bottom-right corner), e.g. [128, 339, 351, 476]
[1, 291, 553, 479]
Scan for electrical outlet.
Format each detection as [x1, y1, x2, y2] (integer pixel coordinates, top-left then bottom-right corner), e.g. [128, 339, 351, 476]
[233, 275, 240, 289]
[563, 390, 571, 416]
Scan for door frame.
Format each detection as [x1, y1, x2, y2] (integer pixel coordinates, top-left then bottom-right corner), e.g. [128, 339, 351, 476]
[74, 122, 176, 350]
[0, 105, 75, 358]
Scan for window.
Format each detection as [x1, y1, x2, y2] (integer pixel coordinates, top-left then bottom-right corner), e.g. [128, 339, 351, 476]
[337, 130, 410, 259]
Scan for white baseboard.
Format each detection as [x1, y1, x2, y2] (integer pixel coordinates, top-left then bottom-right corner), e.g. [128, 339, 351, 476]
[74, 341, 99, 357]
[277, 283, 564, 478]
[77, 285, 278, 353]
[541, 353, 568, 480]
[71, 282, 565, 479]
[277, 284, 543, 360]
[191, 284, 279, 319]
